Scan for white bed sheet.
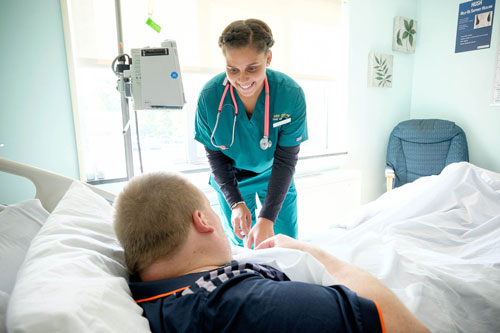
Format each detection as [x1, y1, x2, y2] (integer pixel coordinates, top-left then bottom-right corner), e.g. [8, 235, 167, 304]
[303, 162, 500, 332]
[4, 160, 500, 332]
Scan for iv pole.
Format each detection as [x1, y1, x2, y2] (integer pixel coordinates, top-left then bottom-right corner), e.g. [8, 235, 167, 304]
[114, 0, 135, 180]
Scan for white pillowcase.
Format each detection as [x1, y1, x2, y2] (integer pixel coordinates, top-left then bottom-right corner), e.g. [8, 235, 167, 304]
[0, 199, 49, 294]
[7, 182, 151, 333]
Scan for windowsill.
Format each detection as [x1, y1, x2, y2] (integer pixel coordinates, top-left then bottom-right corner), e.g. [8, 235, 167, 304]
[171, 151, 348, 176]
[92, 152, 349, 196]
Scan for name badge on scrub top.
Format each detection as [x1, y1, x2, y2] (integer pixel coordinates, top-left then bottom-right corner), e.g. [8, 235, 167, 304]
[273, 118, 291, 128]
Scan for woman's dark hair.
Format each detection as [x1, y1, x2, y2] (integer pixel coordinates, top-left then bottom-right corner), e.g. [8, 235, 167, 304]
[218, 19, 274, 54]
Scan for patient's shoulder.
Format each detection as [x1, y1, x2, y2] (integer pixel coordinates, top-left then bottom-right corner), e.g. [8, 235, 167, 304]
[210, 279, 382, 332]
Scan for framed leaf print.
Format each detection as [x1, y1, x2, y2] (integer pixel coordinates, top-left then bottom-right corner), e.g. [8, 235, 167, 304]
[393, 16, 417, 53]
[368, 53, 393, 88]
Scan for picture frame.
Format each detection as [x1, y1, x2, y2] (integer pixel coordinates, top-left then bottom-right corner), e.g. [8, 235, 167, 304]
[368, 52, 393, 88]
[393, 16, 417, 53]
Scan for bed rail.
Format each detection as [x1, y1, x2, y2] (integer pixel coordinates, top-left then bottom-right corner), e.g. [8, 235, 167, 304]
[0, 158, 116, 213]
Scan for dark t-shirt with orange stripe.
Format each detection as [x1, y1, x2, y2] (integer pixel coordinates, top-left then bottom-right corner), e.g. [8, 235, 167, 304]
[129, 261, 383, 332]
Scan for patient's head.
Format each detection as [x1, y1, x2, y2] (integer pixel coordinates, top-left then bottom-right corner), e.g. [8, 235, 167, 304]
[113, 172, 206, 275]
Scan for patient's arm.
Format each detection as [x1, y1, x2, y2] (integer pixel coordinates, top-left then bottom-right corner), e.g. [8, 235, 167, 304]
[256, 235, 429, 333]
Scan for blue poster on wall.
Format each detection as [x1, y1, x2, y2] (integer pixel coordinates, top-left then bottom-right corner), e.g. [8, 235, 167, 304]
[455, 0, 495, 53]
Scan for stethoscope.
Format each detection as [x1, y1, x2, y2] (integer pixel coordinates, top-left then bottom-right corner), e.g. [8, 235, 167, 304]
[210, 76, 271, 151]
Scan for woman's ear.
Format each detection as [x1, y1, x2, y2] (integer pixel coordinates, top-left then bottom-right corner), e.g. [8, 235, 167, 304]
[266, 49, 273, 66]
[192, 210, 215, 233]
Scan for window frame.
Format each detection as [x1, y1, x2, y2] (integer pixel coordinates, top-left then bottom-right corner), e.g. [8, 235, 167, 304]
[60, 0, 350, 184]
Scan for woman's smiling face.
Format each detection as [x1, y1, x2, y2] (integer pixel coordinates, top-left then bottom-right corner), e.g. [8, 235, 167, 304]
[223, 46, 272, 99]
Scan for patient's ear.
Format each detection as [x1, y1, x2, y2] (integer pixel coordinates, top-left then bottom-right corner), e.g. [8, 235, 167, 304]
[192, 210, 215, 233]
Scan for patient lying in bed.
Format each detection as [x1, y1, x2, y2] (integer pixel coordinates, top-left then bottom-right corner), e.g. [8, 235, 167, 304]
[113, 172, 428, 333]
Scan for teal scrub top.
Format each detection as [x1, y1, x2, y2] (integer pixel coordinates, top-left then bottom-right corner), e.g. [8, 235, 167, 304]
[194, 69, 308, 174]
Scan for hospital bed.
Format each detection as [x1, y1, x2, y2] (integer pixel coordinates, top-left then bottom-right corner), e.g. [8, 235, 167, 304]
[1, 157, 500, 332]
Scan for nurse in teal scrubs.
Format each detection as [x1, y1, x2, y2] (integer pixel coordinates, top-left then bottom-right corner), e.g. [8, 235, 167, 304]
[194, 19, 308, 248]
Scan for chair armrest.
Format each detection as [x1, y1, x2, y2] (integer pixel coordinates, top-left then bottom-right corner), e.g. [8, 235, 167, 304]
[385, 167, 395, 191]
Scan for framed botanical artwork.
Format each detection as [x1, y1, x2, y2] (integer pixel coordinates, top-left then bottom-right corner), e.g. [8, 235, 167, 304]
[393, 16, 417, 53]
[368, 52, 393, 88]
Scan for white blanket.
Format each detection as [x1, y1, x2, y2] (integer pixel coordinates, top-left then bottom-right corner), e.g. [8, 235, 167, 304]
[303, 162, 500, 332]
[5, 161, 500, 332]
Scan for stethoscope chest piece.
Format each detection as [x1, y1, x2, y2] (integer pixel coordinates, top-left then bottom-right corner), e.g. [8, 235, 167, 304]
[260, 136, 272, 150]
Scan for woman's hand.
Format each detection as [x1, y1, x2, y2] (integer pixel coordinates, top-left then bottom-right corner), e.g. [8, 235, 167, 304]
[246, 217, 274, 249]
[231, 203, 252, 239]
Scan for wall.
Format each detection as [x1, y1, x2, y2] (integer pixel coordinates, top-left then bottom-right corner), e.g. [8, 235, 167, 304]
[3, 0, 499, 206]
[0, 0, 79, 204]
[412, 0, 500, 173]
[346, 0, 419, 203]
[1, 0, 399, 206]
[346, 0, 500, 203]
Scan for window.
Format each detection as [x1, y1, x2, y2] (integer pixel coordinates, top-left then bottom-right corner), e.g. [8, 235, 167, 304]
[61, 0, 349, 185]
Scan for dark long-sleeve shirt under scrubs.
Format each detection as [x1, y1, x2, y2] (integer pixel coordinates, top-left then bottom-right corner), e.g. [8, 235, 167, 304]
[205, 144, 300, 222]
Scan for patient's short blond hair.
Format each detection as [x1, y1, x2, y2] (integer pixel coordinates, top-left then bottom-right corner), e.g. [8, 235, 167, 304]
[113, 172, 205, 275]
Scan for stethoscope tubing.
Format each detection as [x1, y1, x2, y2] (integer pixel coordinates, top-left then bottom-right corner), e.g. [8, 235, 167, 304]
[210, 76, 271, 151]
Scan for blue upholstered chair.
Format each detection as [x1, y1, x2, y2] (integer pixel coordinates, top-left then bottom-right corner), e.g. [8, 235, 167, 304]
[385, 119, 469, 191]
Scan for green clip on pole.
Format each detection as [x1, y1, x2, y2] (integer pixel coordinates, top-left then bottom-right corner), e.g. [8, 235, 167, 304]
[146, 17, 161, 33]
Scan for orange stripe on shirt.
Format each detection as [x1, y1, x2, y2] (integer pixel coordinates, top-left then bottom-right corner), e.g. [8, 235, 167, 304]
[373, 300, 386, 333]
[135, 286, 190, 304]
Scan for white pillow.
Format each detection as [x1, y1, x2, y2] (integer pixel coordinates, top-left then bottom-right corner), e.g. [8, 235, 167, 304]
[0, 199, 49, 294]
[7, 182, 151, 333]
